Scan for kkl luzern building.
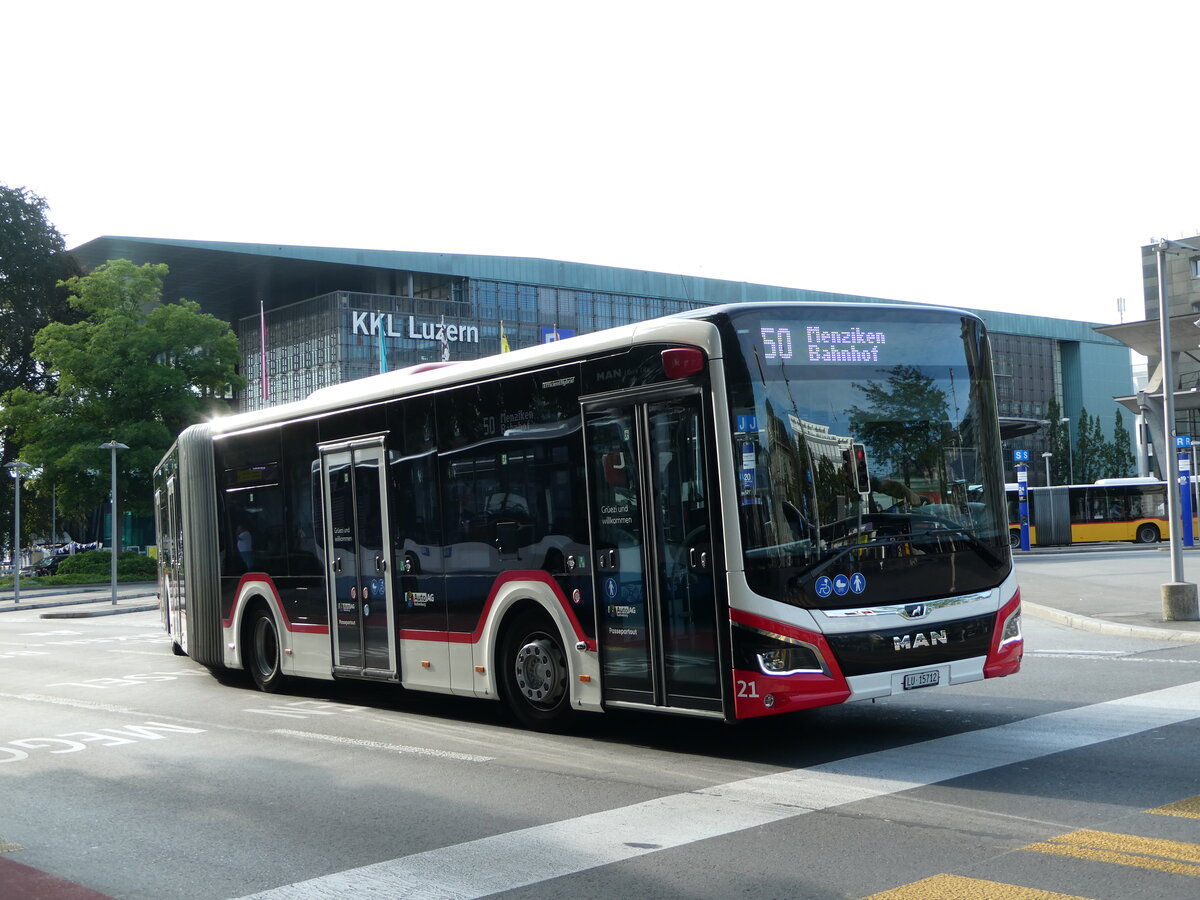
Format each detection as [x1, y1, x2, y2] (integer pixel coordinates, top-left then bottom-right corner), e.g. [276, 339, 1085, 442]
[70, 237, 1132, 484]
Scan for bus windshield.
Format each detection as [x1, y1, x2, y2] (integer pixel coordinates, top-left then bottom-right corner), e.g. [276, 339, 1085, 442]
[720, 306, 1011, 608]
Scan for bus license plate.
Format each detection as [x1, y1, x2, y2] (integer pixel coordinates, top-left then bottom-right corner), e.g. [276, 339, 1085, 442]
[903, 670, 940, 690]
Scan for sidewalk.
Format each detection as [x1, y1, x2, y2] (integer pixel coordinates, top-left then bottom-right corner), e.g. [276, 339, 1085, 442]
[1015, 544, 1200, 643]
[0, 582, 159, 618]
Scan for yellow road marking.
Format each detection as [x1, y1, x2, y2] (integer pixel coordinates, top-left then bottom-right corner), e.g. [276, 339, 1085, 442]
[0, 838, 23, 853]
[865, 873, 1092, 899]
[1149, 795, 1200, 819]
[1023, 828, 1200, 877]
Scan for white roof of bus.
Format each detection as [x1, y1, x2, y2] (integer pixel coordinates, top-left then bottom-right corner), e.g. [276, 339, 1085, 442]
[204, 312, 719, 436]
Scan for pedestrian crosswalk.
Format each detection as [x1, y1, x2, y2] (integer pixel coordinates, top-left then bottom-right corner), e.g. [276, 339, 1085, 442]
[866, 795, 1200, 898]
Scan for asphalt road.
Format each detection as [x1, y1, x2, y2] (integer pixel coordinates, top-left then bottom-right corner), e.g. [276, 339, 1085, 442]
[1, 556, 1198, 900]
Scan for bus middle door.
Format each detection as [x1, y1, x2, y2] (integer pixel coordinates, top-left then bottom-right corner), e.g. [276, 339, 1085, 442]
[320, 439, 398, 681]
[585, 391, 723, 714]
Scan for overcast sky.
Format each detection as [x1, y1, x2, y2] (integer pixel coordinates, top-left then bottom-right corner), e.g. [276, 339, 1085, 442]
[6, 1, 1199, 325]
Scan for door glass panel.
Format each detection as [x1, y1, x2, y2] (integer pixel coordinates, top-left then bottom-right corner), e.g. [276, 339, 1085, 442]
[353, 453, 390, 670]
[649, 398, 720, 701]
[326, 453, 363, 668]
[588, 408, 652, 698]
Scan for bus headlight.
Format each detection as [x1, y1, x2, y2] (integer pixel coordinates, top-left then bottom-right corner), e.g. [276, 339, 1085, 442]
[756, 645, 824, 677]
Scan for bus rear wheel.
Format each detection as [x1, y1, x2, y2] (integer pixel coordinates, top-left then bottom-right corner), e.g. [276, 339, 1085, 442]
[246, 605, 287, 693]
[499, 610, 572, 730]
[1135, 523, 1160, 544]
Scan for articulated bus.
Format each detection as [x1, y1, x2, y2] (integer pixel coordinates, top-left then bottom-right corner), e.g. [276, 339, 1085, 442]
[1006, 478, 1180, 547]
[154, 302, 1022, 728]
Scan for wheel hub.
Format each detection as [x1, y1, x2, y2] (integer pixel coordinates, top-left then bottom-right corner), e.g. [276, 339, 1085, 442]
[514, 637, 566, 707]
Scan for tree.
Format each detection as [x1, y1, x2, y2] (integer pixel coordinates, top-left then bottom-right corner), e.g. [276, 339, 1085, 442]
[0, 260, 246, 521]
[848, 365, 952, 490]
[1045, 398, 1070, 485]
[1108, 409, 1136, 478]
[0, 185, 81, 546]
[0, 185, 80, 401]
[1074, 409, 1096, 484]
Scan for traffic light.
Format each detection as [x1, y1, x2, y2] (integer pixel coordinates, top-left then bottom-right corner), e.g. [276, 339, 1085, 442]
[848, 443, 869, 493]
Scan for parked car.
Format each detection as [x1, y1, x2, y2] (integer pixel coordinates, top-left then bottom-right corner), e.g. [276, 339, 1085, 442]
[21, 556, 62, 577]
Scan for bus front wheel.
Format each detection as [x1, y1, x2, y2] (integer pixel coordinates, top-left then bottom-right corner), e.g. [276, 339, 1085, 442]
[246, 605, 287, 693]
[1136, 523, 1161, 544]
[499, 609, 572, 730]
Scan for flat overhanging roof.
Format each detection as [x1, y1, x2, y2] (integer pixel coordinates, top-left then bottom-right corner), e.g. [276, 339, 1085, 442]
[1096, 315, 1200, 357]
[1114, 387, 1200, 418]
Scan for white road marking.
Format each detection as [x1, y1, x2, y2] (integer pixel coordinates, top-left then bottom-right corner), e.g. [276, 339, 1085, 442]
[239, 681, 1200, 900]
[1027, 651, 1200, 664]
[0, 692, 137, 714]
[272, 729, 495, 762]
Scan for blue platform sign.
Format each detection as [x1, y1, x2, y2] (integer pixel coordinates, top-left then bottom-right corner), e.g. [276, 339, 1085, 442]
[1178, 435, 1193, 449]
[1013, 449, 1030, 462]
[1016, 464, 1031, 551]
[1180, 453, 1194, 547]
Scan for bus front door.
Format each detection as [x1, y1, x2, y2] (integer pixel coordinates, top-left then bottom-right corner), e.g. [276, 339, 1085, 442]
[320, 440, 398, 680]
[585, 392, 723, 714]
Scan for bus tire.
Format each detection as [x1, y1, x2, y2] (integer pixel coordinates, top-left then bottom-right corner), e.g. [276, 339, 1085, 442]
[1135, 523, 1160, 544]
[1009, 529, 1021, 549]
[499, 609, 572, 730]
[245, 604, 287, 693]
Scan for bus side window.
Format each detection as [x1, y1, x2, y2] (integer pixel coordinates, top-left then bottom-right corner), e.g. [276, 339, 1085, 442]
[284, 420, 322, 576]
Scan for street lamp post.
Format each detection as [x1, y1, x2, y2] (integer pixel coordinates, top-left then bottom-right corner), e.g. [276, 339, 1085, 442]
[99, 441, 129, 605]
[6, 461, 32, 604]
[1060, 417, 1074, 485]
[1042, 451, 1053, 486]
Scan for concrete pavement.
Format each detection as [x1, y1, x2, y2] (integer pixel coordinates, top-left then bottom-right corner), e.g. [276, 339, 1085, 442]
[0, 582, 159, 618]
[1015, 543, 1200, 643]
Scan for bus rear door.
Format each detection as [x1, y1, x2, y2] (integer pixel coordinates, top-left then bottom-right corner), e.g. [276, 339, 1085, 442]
[584, 390, 724, 715]
[320, 438, 398, 680]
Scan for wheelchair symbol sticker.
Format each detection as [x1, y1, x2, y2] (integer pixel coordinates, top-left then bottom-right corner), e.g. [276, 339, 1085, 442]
[815, 576, 833, 598]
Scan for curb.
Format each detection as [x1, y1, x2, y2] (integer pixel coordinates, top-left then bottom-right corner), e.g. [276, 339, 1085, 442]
[0, 593, 158, 614]
[39, 602, 161, 619]
[1023, 601, 1200, 644]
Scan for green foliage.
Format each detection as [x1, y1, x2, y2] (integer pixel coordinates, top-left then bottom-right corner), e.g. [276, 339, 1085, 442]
[55, 549, 157, 579]
[849, 365, 951, 487]
[1046, 398, 1071, 484]
[1109, 410, 1136, 477]
[1051, 401, 1137, 485]
[0, 259, 246, 519]
[0, 185, 82, 545]
[1073, 408, 1098, 484]
[0, 186, 81, 400]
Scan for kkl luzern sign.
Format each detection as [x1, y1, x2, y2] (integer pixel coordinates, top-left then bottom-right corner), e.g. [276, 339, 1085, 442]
[350, 312, 480, 346]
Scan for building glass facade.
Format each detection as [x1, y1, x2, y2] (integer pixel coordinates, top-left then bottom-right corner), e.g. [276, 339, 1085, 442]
[239, 281, 701, 412]
[69, 236, 1133, 486]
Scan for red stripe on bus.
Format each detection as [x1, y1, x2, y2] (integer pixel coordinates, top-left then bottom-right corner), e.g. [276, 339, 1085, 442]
[223, 571, 594, 649]
[400, 570, 596, 650]
[221, 574, 330, 635]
